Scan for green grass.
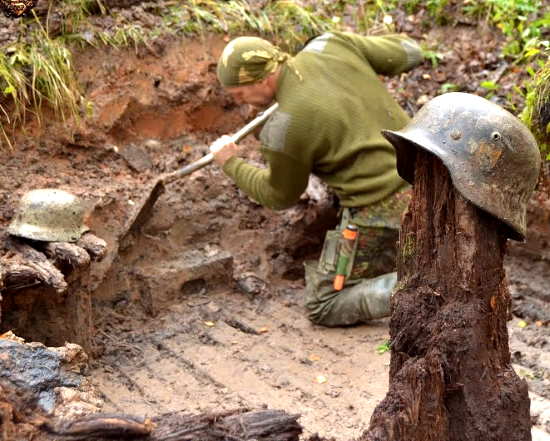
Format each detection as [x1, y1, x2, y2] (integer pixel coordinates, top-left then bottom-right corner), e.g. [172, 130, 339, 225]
[0, 0, 340, 149]
[1, 16, 82, 149]
[376, 340, 391, 354]
[422, 47, 445, 68]
[521, 59, 550, 159]
[96, 24, 153, 52]
[165, 0, 335, 51]
[463, 0, 549, 59]
[54, 0, 106, 34]
[0, 50, 29, 148]
[0, 0, 548, 150]
[385, 0, 547, 57]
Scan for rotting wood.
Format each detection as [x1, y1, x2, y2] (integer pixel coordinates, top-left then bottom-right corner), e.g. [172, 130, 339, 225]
[40, 242, 91, 270]
[0, 233, 104, 354]
[150, 409, 302, 441]
[33, 233, 107, 270]
[46, 413, 154, 439]
[2, 261, 66, 292]
[0, 396, 303, 441]
[0, 233, 106, 293]
[77, 233, 108, 261]
[223, 317, 261, 335]
[362, 151, 531, 441]
[2, 237, 68, 293]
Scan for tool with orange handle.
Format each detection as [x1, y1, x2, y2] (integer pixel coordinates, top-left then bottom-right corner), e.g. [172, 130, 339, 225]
[333, 224, 359, 291]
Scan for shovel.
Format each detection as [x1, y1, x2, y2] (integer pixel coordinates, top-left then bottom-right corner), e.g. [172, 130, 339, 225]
[124, 102, 280, 235]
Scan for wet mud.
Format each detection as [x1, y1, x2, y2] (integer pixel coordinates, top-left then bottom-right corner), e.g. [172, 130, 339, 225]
[0, 23, 548, 441]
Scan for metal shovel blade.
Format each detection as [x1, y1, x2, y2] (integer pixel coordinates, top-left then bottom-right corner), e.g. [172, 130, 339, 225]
[123, 103, 279, 236]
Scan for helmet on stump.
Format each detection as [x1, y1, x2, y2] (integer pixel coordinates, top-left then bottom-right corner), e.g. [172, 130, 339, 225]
[7, 188, 89, 242]
[382, 92, 541, 241]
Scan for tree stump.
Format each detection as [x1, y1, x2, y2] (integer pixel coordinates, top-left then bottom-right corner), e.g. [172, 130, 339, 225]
[0, 232, 107, 355]
[363, 151, 531, 441]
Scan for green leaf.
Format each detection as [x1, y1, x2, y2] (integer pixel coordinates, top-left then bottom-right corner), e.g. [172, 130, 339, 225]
[376, 340, 390, 354]
[440, 82, 460, 93]
[480, 81, 500, 90]
[524, 48, 540, 58]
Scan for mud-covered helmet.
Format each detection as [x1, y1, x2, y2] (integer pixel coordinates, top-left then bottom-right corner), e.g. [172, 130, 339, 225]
[382, 92, 541, 241]
[7, 189, 89, 242]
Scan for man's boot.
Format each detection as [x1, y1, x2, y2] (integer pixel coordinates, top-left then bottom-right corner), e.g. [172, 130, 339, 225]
[304, 260, 396, 327]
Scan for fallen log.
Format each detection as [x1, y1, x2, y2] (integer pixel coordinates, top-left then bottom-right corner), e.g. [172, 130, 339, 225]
[205, 409, 302, 441]
[46, 413, 154, 440]
[152, 409, 302, 441]
[37, 409, 303, 441]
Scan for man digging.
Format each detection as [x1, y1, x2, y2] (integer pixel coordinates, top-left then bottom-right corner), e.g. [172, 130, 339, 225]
[211, 32, 423, 327]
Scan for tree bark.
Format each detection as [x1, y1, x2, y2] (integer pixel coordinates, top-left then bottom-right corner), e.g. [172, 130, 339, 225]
[40, 409, 303, 441]
[0, 233, 106, 355]
[362, 151, 531, 441]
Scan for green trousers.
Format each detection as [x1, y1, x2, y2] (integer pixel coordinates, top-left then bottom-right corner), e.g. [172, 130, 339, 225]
[304, 188, 411, 327]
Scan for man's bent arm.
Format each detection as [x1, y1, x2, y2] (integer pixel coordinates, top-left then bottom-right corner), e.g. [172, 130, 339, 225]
[223, 149, 310, 210]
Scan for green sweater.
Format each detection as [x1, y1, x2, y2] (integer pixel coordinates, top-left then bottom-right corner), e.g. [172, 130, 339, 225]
[223, 32, 422, 210]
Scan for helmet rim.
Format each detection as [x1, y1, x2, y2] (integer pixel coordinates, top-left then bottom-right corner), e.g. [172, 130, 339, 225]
[7, 221, 89, 242]
[382, 124, 527, 242]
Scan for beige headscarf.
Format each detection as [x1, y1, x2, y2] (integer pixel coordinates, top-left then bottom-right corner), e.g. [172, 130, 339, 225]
[217, 36, 301, 87]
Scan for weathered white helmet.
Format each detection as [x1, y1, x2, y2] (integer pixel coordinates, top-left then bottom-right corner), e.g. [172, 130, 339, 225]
[7, 189, 89, 242]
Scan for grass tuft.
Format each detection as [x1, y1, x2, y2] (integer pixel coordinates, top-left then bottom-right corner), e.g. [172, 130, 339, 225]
[521, 58, 550, 159]
[0, 14, 83, 149]
[0, 0, 548, 150]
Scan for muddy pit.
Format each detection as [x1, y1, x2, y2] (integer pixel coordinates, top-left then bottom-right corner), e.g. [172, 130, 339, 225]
[0, 34, 549, 440]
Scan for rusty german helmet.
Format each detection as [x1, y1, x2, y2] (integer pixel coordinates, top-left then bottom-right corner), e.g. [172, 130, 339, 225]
[7, 189, 89, 242]
[382, 92, 541, 241]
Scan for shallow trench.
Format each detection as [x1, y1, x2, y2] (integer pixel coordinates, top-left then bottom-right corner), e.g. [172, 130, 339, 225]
[0, 36, 549, 440]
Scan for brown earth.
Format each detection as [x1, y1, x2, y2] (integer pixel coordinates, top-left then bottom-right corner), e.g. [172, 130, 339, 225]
[0, 20, 549, 441]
